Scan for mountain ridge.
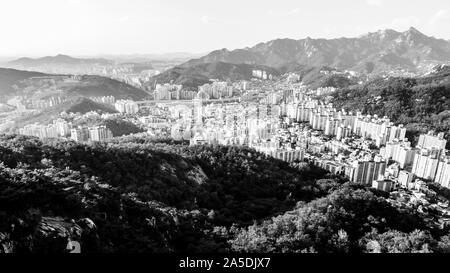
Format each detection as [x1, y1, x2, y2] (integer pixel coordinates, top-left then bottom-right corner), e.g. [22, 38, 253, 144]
[182, 27, 450, 74]
[0, 68, 48, 96]
[8, 54, 113, 66]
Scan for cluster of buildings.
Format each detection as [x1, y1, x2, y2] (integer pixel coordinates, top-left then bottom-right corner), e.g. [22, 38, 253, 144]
[153, 84, 185, 100]
[410, 133, 449, 187]
[70, 125, 113, 142]
[27, 96, 67, 109]
[10, 71, 450, 193]
[252, 70, 273, 80]
[7, 96, 68, 110]
[286, 92, 450, 191]
[314, 87, 337, 96]
[180, 91, 308, 163]
[185, 102, 280, 144]
[197, 81, 234, 99]
[114, 100, 139, 114]
[286, 73, 301, 83]
[177, 83, 450, 191]
[151, 80, 250, 102]
[18, 117, 114, 143]
[19, 119, 72, 139]
[90, 96, 116, 105]
[291, 95, 407, 148]
[374, 132, 450, 190]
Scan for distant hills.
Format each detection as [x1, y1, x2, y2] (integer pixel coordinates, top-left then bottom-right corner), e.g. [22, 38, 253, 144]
[150, 61, 281, 89]
[8, 54, 113, 67]
[60, 75, 149, 100]
[0, 68, 48, 96]
[95, 52, 206, 62]
[182, 27, 450, 75]
[0, 68, 149, 100]
[4, 55, 157, 84]
[121, 62, 154, 73]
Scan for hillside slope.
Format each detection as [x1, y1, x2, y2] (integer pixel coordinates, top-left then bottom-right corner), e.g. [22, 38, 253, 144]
[281, 64, 359, 89]
[150, 62, 280, 89]
[328, 65, 450, 147]
[65, 75, 149, 100]
[0, 135, 328, 252]
[1, 136, 449, 253]
[8, 73, 149, 100]
[0, 68, 48, 96]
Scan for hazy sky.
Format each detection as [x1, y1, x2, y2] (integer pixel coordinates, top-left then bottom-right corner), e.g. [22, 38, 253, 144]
[1, 0, 449, 57]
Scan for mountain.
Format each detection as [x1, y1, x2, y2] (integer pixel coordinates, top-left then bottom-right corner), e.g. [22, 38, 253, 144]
[59, 75, 149, 100]
[8, 54, 113, 66]
[149, 61, 281, 89]
[5, 72, 150, 100]
[0, 68, 48, 96]
[6, 55, 157, 78]
[183, 27, 450, 74]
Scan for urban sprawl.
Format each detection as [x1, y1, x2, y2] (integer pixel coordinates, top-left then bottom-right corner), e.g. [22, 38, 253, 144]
[9, 70, 450, 225]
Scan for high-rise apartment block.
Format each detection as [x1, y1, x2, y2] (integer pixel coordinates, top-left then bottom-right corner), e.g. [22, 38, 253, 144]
[71, 126, 113, 142]
[115, 100, 139, 114]
[417, 131, 447, 152]
[348, 155, 387, 185]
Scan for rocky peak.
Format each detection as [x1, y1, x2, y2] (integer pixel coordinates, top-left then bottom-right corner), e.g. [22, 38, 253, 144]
[401, 27, 429, 43]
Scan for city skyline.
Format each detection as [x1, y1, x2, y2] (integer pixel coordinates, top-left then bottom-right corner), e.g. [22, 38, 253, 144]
[0, 0, 450, 57]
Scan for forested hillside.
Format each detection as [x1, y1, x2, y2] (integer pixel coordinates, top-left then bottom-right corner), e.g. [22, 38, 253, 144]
[328, 66, 450, 147]
[0, 68, 47, 96]
[0, 135, 327, 253]
[230, 183, 450, 253]
[0, 135, 449, 253]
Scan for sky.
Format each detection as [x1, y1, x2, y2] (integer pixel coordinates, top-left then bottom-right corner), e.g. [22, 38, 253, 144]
[0, 0, 449, 57]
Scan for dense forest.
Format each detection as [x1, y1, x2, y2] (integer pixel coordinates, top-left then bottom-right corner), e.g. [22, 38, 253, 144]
[0, 134, 449, 253]
[230, 183, 450, 253]
[328, 66, 450, 148]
